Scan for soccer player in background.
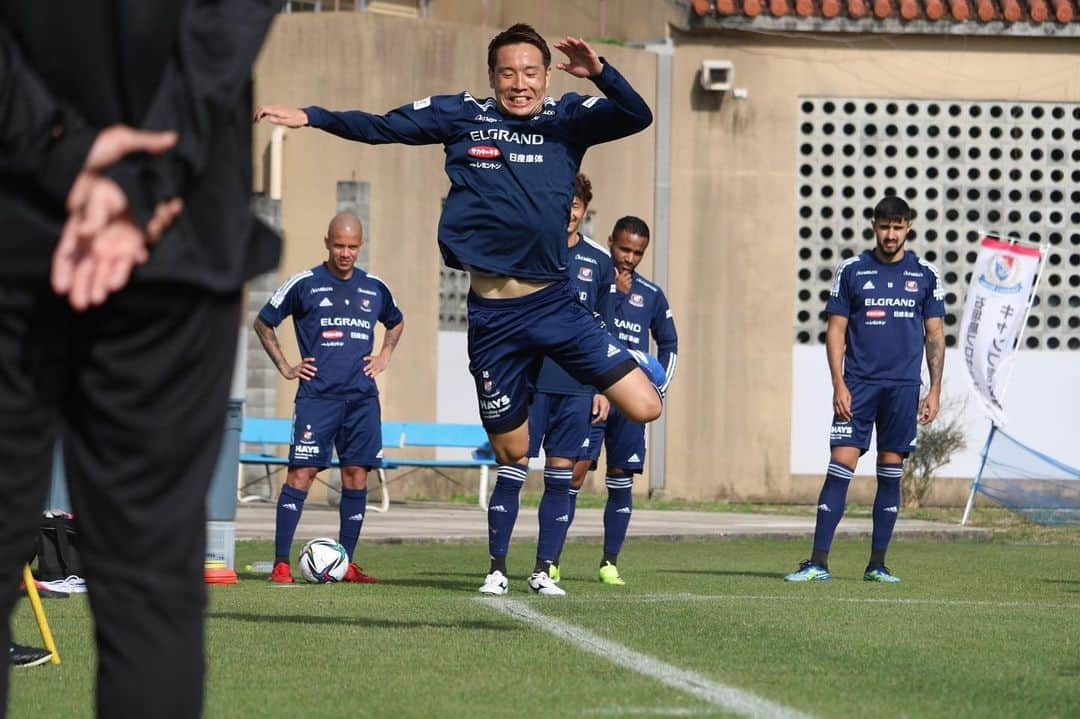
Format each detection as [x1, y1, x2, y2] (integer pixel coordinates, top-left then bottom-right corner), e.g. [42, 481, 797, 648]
[255, 24, 661, 595]
[254, 212, 404, 584]
[785, 196, 945, 583]
[501, 173, 614, 596]
[558, 216, 677, 585]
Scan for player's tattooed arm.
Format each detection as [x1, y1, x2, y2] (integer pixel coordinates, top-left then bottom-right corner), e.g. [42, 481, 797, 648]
[254, 317, 316, 381]
[919, 317, 946, 424]
[364, 320, 404, 378]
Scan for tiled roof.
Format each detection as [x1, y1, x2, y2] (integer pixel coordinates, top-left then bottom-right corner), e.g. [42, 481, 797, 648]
[690, 0, 1076, 23]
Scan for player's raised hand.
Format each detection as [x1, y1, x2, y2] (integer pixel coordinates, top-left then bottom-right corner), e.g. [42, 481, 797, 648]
[283, 357, 317, 381]
[918, 390, 940, 425]
[253, 104, 309, 128]
[553, 37, 603, 78]
[614, 267, 633, 294]
[832, 382, 853, 423]
[362, 352, 390, 378]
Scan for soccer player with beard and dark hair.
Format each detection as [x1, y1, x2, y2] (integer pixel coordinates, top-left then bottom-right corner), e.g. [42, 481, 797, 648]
[255, 212, 404, 585]
[786, 196, 946, 584]
[255, 23, 662, 596]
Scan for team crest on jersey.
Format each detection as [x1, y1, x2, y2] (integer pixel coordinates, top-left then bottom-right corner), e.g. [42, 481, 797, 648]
[629, 293, 644, 308]
[578, 266, 593, 281]
[904, 280, 919, 292]
[360, 298, 372, 312]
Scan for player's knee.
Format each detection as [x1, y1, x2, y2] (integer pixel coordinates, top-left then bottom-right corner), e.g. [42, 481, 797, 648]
[623, 392, 662, 424]
[341, 466, 368, 490]
[286, 467, 318, 492]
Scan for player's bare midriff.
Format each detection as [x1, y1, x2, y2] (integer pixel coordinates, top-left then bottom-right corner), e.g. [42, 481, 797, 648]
[468, 269, 553, 299]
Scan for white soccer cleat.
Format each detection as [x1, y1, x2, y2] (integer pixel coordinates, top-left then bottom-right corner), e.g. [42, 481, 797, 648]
[478, 570, 509, 595]
[528, 571, 567, 596]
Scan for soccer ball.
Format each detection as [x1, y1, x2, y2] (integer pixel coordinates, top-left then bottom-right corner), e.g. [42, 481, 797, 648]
[298, 538, 349, 584]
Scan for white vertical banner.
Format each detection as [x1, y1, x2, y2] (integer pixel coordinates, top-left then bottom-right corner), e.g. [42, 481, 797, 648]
[959, 237, 1043, 426]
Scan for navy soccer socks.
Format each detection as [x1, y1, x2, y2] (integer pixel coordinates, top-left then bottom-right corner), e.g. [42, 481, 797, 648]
[810, 461, 854, 568]
[870, 463, 903, 567]
[338, 486, 368, 560]
[535, 466, 572, 572]
[603, 474, 634, 564]
[487, 463, 527, 574]
[274, 484, 308, 563]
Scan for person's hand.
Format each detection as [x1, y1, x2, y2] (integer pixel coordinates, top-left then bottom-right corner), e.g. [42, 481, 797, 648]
[253, 104, 309, 128]
[363, 352, 390, 378]
[553, 37, 603, 78]
[591, 394, 610, 423]
[832, 381, 853, 423]
[52, 188, 183, 311]
[282, 357, 317, 381]
[615, 267, 633, 294]
[65, 125, 177, 217]
[918, 389, 940, 425]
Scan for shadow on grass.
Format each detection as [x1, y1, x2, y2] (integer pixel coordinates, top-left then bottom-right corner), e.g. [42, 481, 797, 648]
[657, 568, 791, 580]
[207, 611, 513, 631]
[1040, 578, 1080, 586]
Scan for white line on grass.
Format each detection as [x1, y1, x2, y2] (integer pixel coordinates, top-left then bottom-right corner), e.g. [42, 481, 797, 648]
[482, 599, 815, 719]
[556, 593, 1080, 611]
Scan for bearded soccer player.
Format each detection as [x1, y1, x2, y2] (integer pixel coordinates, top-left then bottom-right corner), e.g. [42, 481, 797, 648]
[254, 212, 404, 584]
[514, 173, 614, 596]
[786, 196, 945, 583]
[255, 24, 661, 595]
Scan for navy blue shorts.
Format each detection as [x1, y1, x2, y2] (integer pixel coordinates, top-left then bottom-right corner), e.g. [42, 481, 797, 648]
[603, 407, 646, 473]
[289, 395, 383, 468]
[829, 381, 919, 456]
[527, 392, 594, 459]
[581, 419, 606, 464]
[467, 281, 637, 434]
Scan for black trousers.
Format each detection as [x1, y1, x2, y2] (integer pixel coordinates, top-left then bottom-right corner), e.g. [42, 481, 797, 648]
[0, 281, 240, 718]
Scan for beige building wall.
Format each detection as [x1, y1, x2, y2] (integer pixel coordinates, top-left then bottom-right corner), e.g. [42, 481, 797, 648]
[665, 29, 1080, 501]
[252, 12, 655, 499]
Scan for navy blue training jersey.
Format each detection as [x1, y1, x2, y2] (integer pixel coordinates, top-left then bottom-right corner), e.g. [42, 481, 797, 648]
[535, 234, 615, 396]
[608, 273, 678, 396]
[258, 264, 404, 400]
[303, 61, 652, 281]
[826, 249, 945, 386]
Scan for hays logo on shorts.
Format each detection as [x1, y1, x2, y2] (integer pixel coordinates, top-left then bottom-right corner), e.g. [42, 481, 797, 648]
[629, 293, 644, 308]
[830, 423, 853, 440]
[577, 266, 593, 281]
[467, 145, 501, 159]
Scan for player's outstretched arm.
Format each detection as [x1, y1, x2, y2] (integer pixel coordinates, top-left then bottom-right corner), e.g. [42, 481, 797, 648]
[254, 316, 316, 381]
[253, 104, 309, 128]
[553, 37, 604, 78]
[364, 319, 404, 378]
[919, 316, 945, 424]
[825, 314, 851, 422]
[555, 37, 652, 146]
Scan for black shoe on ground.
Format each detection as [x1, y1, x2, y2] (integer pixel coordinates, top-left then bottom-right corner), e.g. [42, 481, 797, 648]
[10, 643, 52, 668]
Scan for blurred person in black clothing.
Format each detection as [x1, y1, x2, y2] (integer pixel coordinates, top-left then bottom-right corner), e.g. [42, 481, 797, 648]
[0, 2, 281, 716]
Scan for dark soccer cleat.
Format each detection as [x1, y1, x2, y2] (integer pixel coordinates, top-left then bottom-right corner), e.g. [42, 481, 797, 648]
[269, 561, 294, 584]
[864, 565, 901, 583]
[10, 643, 52, 668]
[342, 562, 378, 584]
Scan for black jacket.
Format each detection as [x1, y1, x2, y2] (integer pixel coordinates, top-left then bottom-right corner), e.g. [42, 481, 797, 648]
[0, 0, 280, 292]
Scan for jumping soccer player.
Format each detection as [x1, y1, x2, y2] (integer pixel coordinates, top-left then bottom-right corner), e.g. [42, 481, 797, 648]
[555, 216, 677, 585]
[785, 196, 945, 583]
[255, 212, 404, 584]
[255, 24, 660, 595]
[517, 173, 613, 596]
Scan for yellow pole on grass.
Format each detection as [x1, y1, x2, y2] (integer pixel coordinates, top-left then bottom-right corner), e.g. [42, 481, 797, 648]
[21, 564, 60, 665]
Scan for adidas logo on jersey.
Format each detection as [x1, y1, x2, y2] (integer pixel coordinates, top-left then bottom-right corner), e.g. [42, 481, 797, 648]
[490, 504, 507, 513]
[347, 513, 364, 521]
[628, 454, 640, 463]
[319, 297, 333, 307]
[817, 503, 831, 512]
[883, 506, 899, 513]
[607, 344, 620, 358]
[555, 514, 569, 522]
[282, 503, 298, 512]
[862, 280, 875, 290]
[616, 507, 632, 514]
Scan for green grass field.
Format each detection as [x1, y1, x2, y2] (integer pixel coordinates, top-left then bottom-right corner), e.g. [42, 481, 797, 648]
[9, 533, 1079, 718]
